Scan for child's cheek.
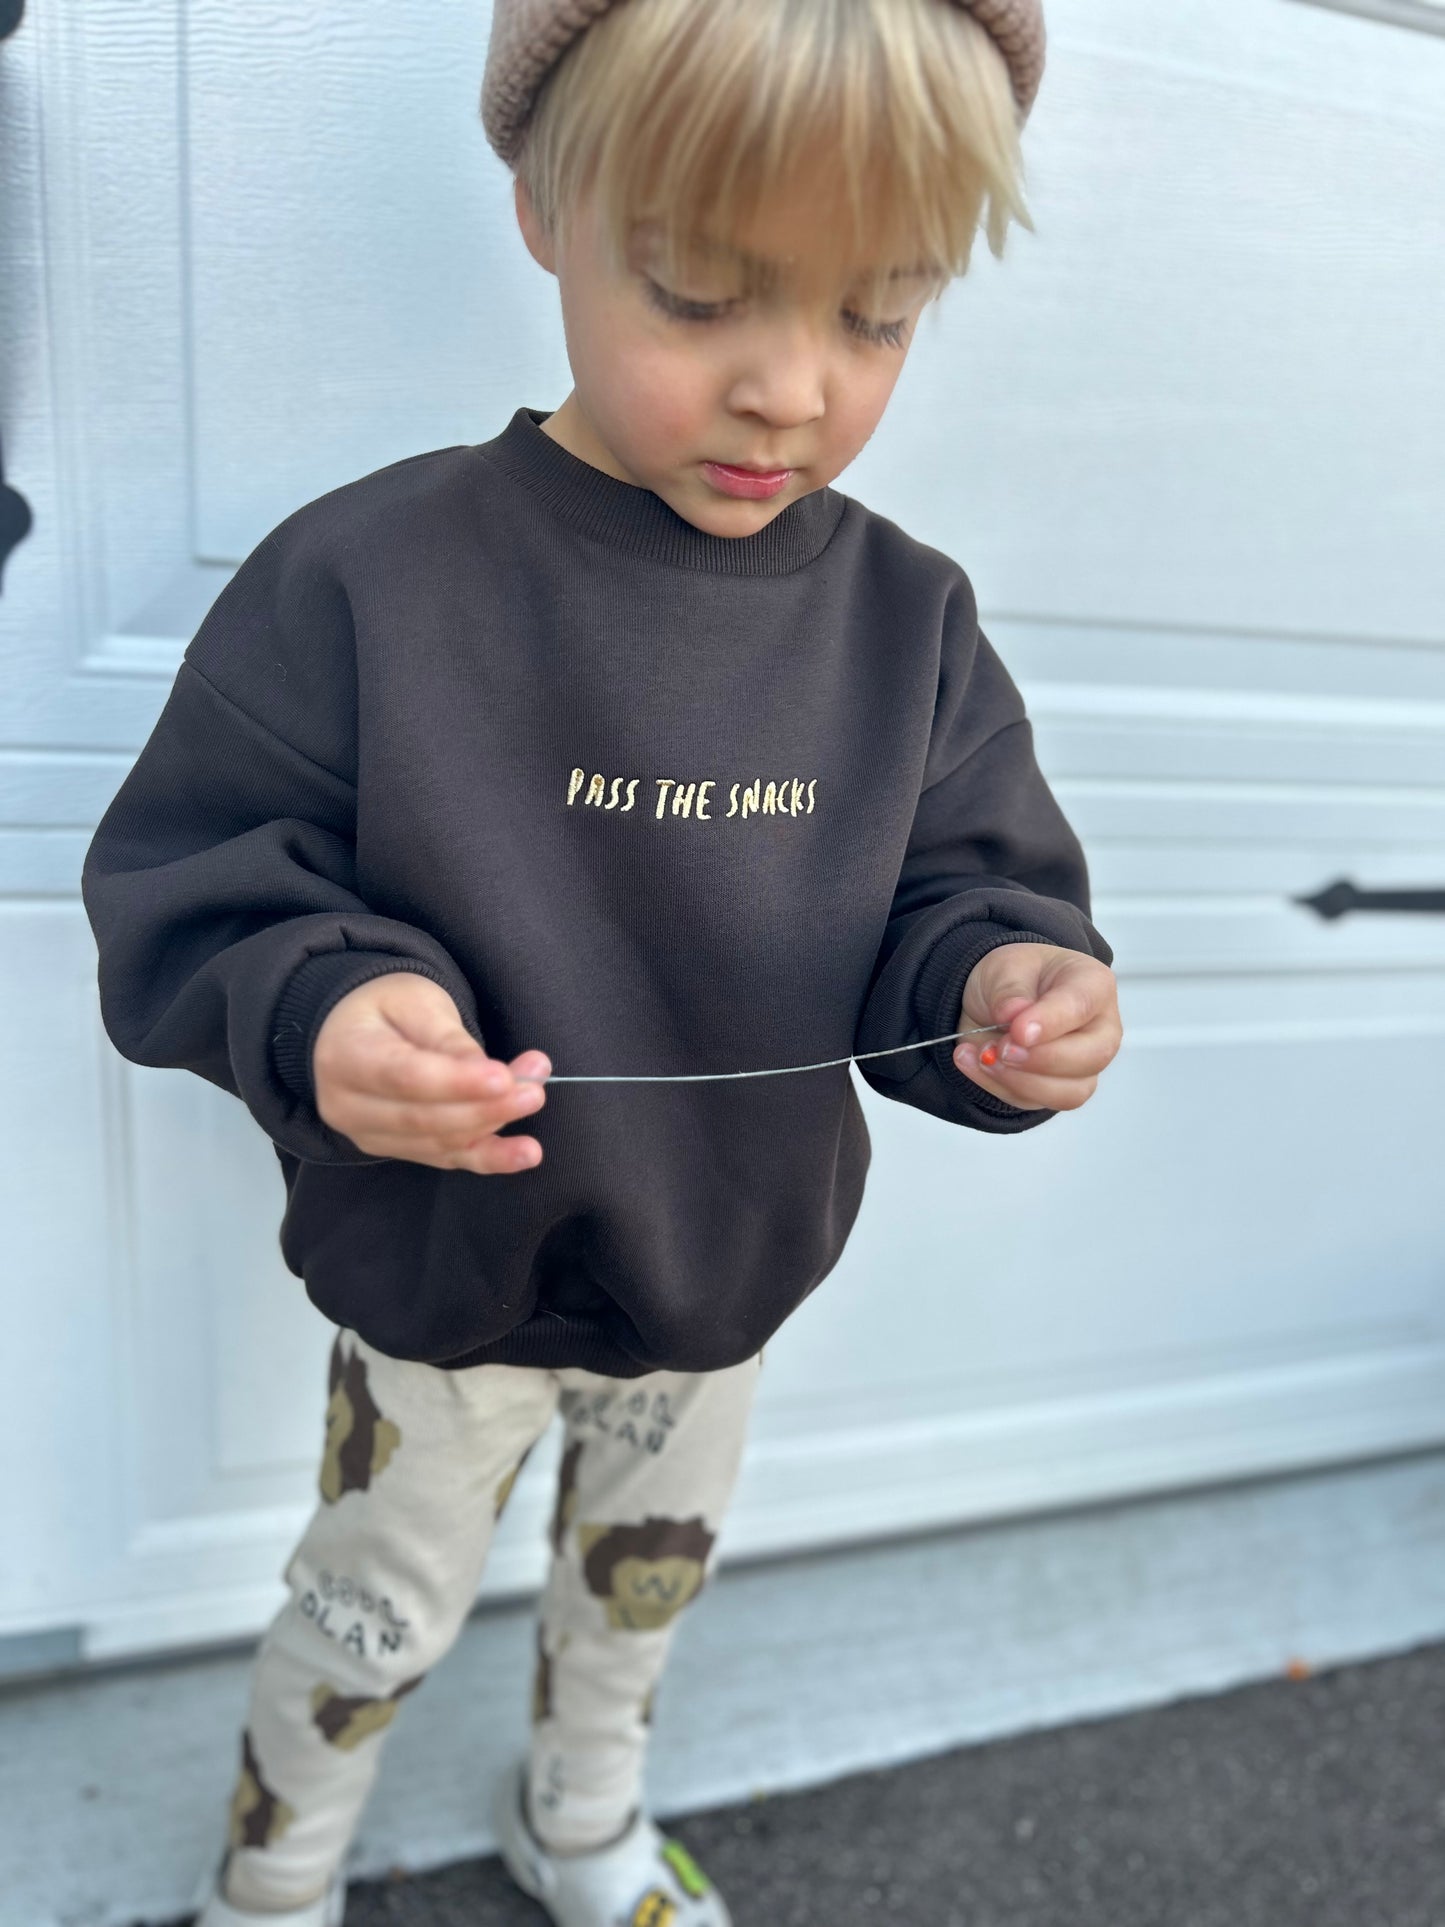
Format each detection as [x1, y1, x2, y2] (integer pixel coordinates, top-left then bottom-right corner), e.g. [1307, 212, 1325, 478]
[611, 364, 697, 455]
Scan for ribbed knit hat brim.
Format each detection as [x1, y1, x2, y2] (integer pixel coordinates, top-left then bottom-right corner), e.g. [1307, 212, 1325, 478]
[481, 0, 1046, 167]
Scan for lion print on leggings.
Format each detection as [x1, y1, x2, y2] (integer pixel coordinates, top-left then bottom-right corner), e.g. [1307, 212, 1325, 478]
[309, 1674, 424, 1749]
[320, 1335, 401, 1504]
[227, 1729, 295, 1851]
[577, 1517, 715, 1630]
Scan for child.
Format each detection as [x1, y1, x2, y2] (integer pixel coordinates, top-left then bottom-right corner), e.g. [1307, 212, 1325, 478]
[81, 1, 1121, 1922]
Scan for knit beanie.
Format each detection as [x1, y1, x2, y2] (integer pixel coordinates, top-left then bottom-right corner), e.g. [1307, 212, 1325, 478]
[481, 0, 1046, 167]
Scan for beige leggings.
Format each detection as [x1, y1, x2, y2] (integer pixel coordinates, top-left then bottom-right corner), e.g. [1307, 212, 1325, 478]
[220, 1329, 763, 1912]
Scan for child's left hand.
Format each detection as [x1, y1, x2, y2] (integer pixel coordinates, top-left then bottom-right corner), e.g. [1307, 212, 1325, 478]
[954, 943, 1122, 1112]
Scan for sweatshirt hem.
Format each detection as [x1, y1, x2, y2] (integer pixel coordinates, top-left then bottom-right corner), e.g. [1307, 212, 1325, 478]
[441, 1312, 654, 1378]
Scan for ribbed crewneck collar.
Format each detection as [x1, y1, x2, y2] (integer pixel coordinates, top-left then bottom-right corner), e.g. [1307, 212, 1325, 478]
[475, 407, 847, 576]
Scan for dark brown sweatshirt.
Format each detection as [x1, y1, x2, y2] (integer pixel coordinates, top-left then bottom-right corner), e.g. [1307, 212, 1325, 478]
[81, 407, 1112, 1377]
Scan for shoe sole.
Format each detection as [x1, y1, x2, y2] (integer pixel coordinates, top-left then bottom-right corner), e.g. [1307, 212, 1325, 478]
[493, 1769, 558, 1911]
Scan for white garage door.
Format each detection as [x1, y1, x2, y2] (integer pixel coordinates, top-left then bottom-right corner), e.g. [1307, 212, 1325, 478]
[1, 0, 1442, 1666]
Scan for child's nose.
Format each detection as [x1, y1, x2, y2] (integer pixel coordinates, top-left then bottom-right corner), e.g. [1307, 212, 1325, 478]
[726, 317, 829, 426]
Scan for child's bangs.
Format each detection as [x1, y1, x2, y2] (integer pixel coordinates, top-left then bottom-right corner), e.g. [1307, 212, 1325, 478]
[518, 0, 1031, 311]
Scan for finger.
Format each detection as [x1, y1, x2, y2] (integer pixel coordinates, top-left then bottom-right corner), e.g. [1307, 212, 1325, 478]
[986, 1017, 1121, 1081]
[1004, 965, 1110, 1050]
[960, 944, 1053, 1029]
[954, 1047, 1100, 1113]
[511, 1049, 552, 1082]
[987, 993, 1036, 1031]
[340, 1030, 522, 1104]
[980, 1068, 1099, 1112]
[348, 1036, 553, 1104]
[961, 980, 1035, 1032]
[355, 978, 528, 1095]
[459, 1132, 544, 1176]
[355, 1117, 546, 1175]
[356, 1077, 548, 1148]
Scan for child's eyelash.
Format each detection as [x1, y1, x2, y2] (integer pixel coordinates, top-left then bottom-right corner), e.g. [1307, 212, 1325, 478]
[644, 280, 735, 325]
[642, 277, 909, 349]
[847, 313, 910, 349]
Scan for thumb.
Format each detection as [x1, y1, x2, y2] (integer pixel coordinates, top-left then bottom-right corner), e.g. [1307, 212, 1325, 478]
[965, 943, 1046, 1029]
[373, 973, 486, 1059]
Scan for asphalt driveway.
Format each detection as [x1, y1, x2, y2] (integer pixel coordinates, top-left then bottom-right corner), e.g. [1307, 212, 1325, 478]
[155, 1636, 1444, 1927]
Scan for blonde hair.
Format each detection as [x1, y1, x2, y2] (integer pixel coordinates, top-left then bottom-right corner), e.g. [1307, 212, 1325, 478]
[511, 0, 1031, 316]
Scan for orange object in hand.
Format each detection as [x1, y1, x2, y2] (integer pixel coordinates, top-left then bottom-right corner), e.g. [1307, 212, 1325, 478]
[979, 1044, 999, 1068]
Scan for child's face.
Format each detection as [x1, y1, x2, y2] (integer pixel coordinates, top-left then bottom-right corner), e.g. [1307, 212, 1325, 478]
[516, 169, 942, 538]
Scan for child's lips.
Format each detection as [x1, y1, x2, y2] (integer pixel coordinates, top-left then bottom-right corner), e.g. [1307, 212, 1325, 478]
[702, 461, 794, 500]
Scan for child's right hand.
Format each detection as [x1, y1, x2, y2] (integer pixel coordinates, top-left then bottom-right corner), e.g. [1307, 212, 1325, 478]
[311, 972, 550, 1175]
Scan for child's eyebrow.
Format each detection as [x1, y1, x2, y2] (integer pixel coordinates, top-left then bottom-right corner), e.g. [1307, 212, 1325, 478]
[687, 235, 934, 285]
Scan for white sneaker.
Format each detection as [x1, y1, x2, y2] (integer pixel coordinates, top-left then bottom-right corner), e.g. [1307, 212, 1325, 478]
[191, 1852, 346, 1927]
[493, 1763, 732, 1927]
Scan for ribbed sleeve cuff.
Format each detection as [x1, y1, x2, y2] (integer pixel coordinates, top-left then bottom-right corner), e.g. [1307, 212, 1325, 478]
[271, 951, 461, 1106]
[914, 921, 1055, 1123]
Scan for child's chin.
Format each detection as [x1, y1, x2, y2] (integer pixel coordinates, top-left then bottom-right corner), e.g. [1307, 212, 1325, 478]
[690, 482, 794, 529]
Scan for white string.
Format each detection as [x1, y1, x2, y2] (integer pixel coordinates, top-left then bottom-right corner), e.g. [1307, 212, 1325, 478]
[542, 1023, 1010, 1084]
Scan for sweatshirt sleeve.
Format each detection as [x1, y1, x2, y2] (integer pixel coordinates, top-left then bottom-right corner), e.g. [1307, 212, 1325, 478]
[80, 515, 489, 1164]
[854, 580, 1113, 1134]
